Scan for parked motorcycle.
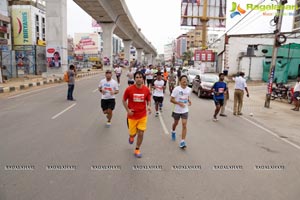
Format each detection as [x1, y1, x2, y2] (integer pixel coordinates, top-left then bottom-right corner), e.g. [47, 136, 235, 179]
[270, 83, 293, 104]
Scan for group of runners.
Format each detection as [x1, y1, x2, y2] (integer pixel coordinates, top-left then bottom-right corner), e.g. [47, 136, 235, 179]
[98, 65, 229, 158]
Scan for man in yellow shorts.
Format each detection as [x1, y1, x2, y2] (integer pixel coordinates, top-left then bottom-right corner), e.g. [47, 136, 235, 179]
[122, 71, 152, 158]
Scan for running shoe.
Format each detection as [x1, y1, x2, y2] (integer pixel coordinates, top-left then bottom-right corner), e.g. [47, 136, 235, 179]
[129, 135, 135, 144]
[171, 131, 176, 141]
[213, 115, 218, 122]
[179, 141, 187, 149]
[106, 121, 111, 127]
[134, 149, 142, 158]
[155, 112, 159, 117]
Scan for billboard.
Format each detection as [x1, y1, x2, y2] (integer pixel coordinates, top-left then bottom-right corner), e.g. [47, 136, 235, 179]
[11, 7, 33, 45]
[74, 33, 99, 55]
[46, 45, 61, 68]
[181, 0, 226, 28]
[293, 0, 300, 31]
[226, 0, 298, 35]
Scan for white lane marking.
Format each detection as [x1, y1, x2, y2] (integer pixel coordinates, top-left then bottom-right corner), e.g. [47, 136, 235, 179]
[227, 107, 300, 151]
[8, 85, 61, 99]
[158, 113, 169, 135]
[51, 103, 77, 119]
[241, 116, 300, 151]
[93, 88, 98, 93]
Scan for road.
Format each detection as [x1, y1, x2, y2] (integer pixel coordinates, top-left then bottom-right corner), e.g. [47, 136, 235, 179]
[0, 74, 299, 200]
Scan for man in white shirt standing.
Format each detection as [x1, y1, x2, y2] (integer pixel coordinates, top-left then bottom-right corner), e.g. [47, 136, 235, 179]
[99, 69, 119, 127]
[292, 75, 300, 111]
[233, 72, 249, 115]
[152, 72, 165, 117]
[170, 75, 192, 149]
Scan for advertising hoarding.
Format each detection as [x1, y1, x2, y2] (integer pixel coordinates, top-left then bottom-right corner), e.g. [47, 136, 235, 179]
[74, 33, 99, 55]
[181, 0, 226, 29]
[293, 0, 300, 30]
[46, 45, 61, 68]
[11, 7, 33, 45]
[226, 0, 298, 35]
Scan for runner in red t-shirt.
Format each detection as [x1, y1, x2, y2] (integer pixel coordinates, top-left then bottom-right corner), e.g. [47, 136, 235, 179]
[123, 71, 151, 158]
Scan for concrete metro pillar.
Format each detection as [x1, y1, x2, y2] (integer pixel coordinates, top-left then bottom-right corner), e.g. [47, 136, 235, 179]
[101, 23, 116, 69]
[145, 53, 152, 65]
[45, 0, 67, 76]
[123, 40, 132, 67]
[136, 48, 143, 64]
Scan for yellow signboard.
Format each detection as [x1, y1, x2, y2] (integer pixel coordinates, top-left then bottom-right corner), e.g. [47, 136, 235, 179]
[12, 8, 32, 45]
[37, 39, 46, 46]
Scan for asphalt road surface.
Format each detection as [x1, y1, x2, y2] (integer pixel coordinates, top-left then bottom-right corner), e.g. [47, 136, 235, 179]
[0, 74, 299, 200]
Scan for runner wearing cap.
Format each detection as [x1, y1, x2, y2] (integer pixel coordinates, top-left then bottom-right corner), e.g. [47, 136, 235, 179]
[98, 70, 119, 127]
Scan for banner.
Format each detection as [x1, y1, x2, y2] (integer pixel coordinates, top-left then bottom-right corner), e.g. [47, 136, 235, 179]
[11, 7, 33, 45]
[74, 33, 99, 55]
[226, 0, 298, 35]
[181, 0, 226, 28]
[46, 45, 61, 68]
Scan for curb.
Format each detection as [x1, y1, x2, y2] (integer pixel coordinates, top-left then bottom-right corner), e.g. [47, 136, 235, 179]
[0, 71, 101, 94]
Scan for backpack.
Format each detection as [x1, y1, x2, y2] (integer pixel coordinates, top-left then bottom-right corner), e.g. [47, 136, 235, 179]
[63, 71, 69, 82]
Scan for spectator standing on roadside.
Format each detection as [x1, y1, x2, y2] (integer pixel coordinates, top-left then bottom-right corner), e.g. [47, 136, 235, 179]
[67, 64, 76, 101]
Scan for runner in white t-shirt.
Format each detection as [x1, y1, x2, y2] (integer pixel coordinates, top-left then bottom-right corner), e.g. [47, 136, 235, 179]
[127, 67, 135, 86]
[170, 75, 192, 149]
[145, 65, 153, 88]
[152, 72, 165, 117]
[98, 69, 119, 127]
[114, 65, 122, 86]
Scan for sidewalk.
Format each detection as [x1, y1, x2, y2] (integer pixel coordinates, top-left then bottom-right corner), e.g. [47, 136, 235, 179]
[225, 81, 300, 147]
[0, 69, 103, 94]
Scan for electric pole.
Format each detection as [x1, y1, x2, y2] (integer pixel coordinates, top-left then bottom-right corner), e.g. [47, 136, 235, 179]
[264, 0, 288, 108]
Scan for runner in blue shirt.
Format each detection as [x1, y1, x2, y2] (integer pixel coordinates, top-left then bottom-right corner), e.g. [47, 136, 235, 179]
[211, 73, 227, 122]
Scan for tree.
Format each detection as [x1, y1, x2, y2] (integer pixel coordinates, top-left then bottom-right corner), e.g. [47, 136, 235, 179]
[181, 51, 193, 65]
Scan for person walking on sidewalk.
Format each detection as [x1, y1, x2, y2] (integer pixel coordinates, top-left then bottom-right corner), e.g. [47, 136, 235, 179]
[233, 72, 249, 115]
[98, 69, 119, 127]
[67, 64, 76, 101]
[291, 75, 300, 111]
[152, 72, 165, 117]
[122, 71, 152, 158]
[170, 75, 192, 149]
[211, 73, 228, 121]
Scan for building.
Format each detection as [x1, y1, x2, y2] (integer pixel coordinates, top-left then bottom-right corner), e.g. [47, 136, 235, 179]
[164, 43, 173, 65]
[0, 0, 11, 83]
[8, 0, 46, 76]
[186, 27, 202, 51]
[176, 34, 187, 60]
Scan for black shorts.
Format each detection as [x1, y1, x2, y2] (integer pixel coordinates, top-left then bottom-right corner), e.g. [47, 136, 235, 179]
[153, 96, 164, 103]
[101, 99, 116, 111]
[172, 112, 188, 120]
[164, 80, 167, 86]
[128, 80, 134, 85]
[146, 79, 153, 85]
[213, 98, 224, 106]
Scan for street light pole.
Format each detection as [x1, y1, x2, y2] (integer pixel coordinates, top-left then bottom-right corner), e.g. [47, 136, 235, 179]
[264, 0, 288, 108]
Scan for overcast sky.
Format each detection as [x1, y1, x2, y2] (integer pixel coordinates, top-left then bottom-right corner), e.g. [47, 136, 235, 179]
[67, 0, 188, 54]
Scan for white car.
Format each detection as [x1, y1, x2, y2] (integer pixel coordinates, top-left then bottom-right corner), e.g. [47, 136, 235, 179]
[187, 69, 202, 87]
